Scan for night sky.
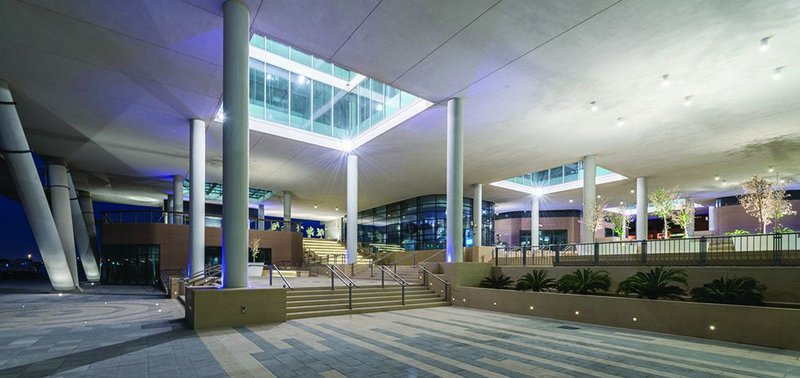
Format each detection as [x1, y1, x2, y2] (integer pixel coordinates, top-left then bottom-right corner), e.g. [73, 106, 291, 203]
[0, 194, 154, 260]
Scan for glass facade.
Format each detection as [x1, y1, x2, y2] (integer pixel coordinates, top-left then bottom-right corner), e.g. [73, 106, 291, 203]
[350, 195, 495, 251]
[247, 34, 421, 140]
[507, 161, 616, 188]
[99, 245, 159, 285]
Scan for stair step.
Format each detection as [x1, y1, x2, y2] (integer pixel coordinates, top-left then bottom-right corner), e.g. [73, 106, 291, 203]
[287, 288, 430, 299]
[287, 297, 445, 312]
[286, 301, 450, 320]
[288, 293, 441, 306]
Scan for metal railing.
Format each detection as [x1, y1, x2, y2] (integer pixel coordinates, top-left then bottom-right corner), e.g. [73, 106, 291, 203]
[420, 266, 449, 302]
[493, 232, 800, 267]
[268, 264, 293, 289]
[379, 265, 408, 306]
[327, 264, 357, 309]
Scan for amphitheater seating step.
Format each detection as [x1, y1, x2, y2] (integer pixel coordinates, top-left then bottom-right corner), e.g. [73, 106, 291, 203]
[286, 284, 448, 319]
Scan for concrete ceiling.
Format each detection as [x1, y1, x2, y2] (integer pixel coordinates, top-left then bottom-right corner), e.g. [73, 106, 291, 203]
[1, 0, 799, 221]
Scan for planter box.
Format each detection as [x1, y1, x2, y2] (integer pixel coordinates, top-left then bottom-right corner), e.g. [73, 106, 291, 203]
[248, 263, 265, 277]
[452, 286, 800, 350]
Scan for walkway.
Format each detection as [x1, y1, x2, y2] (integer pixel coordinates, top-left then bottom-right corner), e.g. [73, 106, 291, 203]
[0, 284, 798, 377]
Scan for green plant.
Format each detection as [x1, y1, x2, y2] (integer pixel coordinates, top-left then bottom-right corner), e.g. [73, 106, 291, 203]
[724, 229, 750, 235]
[606, 210, 630, 239]
[774, 225, 796, 234]
[690, 275, 766, 305]
[617, 267, 688, 300]
[650, 187, 679, 238]
[556, 268, 611, 294]
[671, 200, 695, 238]
[479, 275, 514, 289]
[515, 270, 556, 292]
[739, 176, 795, 234]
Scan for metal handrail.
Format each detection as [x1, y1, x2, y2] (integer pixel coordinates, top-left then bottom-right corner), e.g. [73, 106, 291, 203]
[418, 249, 445, 264]
[327, 264, 357, 288]
[420, 266, 450, 302]
[378, 265, 408, 306]
[268, 264, 293, 289]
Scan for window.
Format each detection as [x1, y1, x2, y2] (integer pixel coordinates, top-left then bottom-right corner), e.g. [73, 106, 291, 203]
[290, 73, 311, 130]
[265, 64, 290, 124]
[312, 81, 332, 136]
[249, 59, 265, 119]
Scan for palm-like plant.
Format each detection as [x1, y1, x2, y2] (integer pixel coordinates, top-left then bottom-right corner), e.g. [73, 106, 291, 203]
[617, 267, 688, 300]
[515, 270, 556, 292]
[556, 269, 611, 294]
[479, 275, 514, 289]
[690, 275, 766, 305]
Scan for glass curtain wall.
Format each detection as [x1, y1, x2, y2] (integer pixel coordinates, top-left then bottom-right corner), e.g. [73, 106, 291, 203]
[248, 34, 421, 140]
[351, 195, 495, 251]
[99, 245, 160, 285]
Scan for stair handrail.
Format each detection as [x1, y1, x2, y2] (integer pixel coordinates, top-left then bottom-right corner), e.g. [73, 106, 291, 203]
[418, 249, 445, 264]
[327, 264, 358, 288]
[420, 266, 449, 302]
[378, 265, 408, 306]
[268, 264, 293, 289]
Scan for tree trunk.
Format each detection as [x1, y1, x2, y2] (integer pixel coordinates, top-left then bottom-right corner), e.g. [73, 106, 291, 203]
[663, 218, 669, 239]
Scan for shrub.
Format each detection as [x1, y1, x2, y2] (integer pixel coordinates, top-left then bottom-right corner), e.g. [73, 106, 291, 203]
[479, 274, 513, 289]
[556, 268, 611, 294]
[515, 270, 556, 292]
[690, 275, 766, 305]
[617, 267, 687, 300]
[724, 229, 750, 235]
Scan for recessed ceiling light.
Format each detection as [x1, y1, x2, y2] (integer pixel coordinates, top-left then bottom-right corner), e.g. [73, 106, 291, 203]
[313, 204, 318, 209]
[569, 199, 574, 203]
[616, 117, 624, 126]
[768, 166, 774, 173]
[590, 101, 598, 112]
[619, 201, 624, 205]
[773, 67, 784, 80]
[722, 180, 728, 186]
[684, 95, 693, 106]
[760, 36, 771, 52]
[780, 179, 786, 184]
[597, 195, 601, 199]
[630, 189, 635, 194]
[335, 207, 339, 211]
[714, 175, 720, 181]
[661, 74, 670, 86]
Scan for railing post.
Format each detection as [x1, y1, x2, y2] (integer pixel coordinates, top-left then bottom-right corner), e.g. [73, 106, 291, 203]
[554, 249, 560, 266]
[593, 242, 600, 266]
[494, 247, 498, 266]
[331, 269, 334, 291]
[269, 264, 273, 287]
[381, 269, 385, 288]
[699, 236, 707, 266]
[445, 282, 449, 302]
[348, 284, 353, 310]
[370, 263, 374, 278]
[522, 246, 527, 266]
[402, 285, 405, 306]
[641, 240, 648, 266]
[774, 233, 782, 266]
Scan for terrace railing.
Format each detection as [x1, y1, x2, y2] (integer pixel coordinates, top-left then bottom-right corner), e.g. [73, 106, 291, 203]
[493, 232, 800, 267]
[101, 210, 301, 232]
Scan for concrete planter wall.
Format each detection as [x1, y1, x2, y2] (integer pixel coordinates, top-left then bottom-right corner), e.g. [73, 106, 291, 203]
[248, 262, 264, 277]
[451, 286, 800, 350]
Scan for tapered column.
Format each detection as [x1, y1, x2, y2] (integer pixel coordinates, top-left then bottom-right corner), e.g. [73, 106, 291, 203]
[446, 98, 464, 262]
[48, 160, 79, 288]
[1, 80, 74, 291]
[222, 0, 250, 288]
[346, 154, 358, 264]
[257, 204, 265, 230]
[78, 190, 98, 259]
[167, 194, 174, 224]
[531, 195, 540, 247]
[68, 173, 99, 282]
[708, 205, 718, 235]
[636, 177, 648, 240]
[472, 184, 482, 247]
[189, 119, 206, 277]
[283, 191, 291, 224]
[685, 197, 695, 237]
[580, 155, 596, 243]
[173, 175, 184, 224]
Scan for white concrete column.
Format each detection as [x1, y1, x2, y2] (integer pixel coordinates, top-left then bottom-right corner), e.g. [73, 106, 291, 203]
[257, 204, 265, 231]
[636, 177, 648, 240]
[685, 197, 695, 238]
[78, 190, 96, 239]
[48, 160, 79, 289]
[67, 173, 100, 282]
[1, 81, 74, 291]
[283, 191, 292, 224]
[167, 194, 174, 224]
[346, 154, 358, 264]
[472, 184, 482, 247]
[531, 195, 540, 247]
[580, 155, 596, 243]
[708, 205, 718, 235]
[446, 98, 464, 262]
[222, 0, 250, 289]
[173, 175, 184, 224]
[189, 119, 206, 277]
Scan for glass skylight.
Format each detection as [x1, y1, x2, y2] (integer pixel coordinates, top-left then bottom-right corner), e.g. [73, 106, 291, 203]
[231, 34, 433, 151]
[182, 180, 272, 203]
[491, 161, 627, 195]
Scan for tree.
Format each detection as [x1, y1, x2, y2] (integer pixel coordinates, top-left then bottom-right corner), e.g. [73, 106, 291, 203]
[671, 200, 695, 238]
[581, 200, 607, 242]
[249, 238, 261, 263]
[650, 187, 678, 239]
[739, 176, 795, 233]
[606, 210, 630, 239]
[617, 267, 688, 300]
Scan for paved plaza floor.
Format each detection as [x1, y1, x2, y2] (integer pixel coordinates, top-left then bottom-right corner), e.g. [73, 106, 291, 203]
[0, 282, 798, 377]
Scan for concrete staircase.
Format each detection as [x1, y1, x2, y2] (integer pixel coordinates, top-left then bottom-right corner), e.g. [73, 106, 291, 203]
[303, 238, 371, 264]
[286, 285, 448, 320]
[351, 265, 421, 283]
